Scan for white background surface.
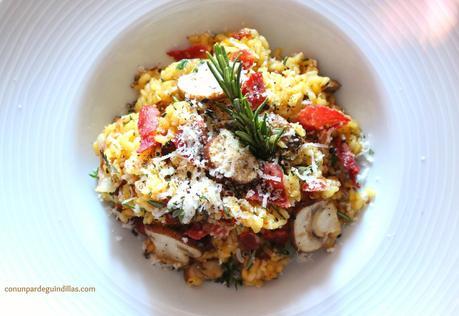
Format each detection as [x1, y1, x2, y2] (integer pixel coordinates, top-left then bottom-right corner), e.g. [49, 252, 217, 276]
[0, 0, 458, 315]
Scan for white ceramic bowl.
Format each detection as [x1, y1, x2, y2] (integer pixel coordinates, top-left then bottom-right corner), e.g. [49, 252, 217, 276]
[1, 0, 458, 315]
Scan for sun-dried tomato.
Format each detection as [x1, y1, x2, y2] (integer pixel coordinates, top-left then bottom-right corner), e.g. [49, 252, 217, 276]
[334, 140, 360, 186]
[230, 29, 252, 40]
[246, 163, 291, 208]
[261, 227, 290, 246]
[242, 72, 266, 109]
[138, 105, 160, 153]
[238, 231, 260, 251]
[185, 223, 208, 240]
[296, 105, 350, 131]
[166, 44, 209, 61]
[230, 49, 256, 70]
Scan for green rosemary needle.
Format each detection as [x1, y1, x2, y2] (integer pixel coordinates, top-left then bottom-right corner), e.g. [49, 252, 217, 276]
[207, 44, 284, 160]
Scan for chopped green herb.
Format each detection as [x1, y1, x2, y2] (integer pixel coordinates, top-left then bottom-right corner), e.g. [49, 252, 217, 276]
[172, 96, 180, 103]
[124, 204, 135, 210]
[147, 200, 166, 208]
[102, 153, 110, 168]
[89, 167, 99, 179]
[223, 206, 231, 217]
[216, 258, 243, 289]
[198, 195, 209, 203]
[171, 208, 185, 223]
[246, 250, 256, 270]
[337, 210, 353, 223]
[279, 242, 296, 257]
[101, 153, 118, 174]
[330, 153, 338, 167]
[121, 197, 136, 205]
[176, 59, 189, 70]
[282, 56, 288, 65]
[296, 166, 313, 174]
[368, 148, 375, 156]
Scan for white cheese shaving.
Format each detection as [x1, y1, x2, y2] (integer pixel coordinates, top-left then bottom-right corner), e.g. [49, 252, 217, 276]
[166, 174, 223, 224]
[153, 152, 177, 162]
[260, 173, 281, 182]
[261, 193, 270, 208]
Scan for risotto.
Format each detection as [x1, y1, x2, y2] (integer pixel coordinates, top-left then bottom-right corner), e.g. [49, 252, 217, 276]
[91, 28, 374, 288]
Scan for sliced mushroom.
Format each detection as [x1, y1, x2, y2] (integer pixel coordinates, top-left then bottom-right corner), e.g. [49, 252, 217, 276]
[293, 202, 323, 252]
[205, 129, 259, 184]
[177, 62, 224, 100]
[323, 79, 341, 93]
[311, 203, 341, 239]
[293, 201, 342, 252]
[144, 225, 202, 266]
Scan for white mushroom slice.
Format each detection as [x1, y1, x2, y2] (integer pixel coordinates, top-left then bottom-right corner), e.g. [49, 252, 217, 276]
[145, 225, 201, 266]
[293, 201, 342, 252]
[311, 203, 341, 239]
[177, 62, 224, 100]
[205, 129, 259, 184]
[293, 202, 323, 252]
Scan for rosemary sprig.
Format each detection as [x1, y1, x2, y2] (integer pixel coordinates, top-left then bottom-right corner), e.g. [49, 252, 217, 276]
[207, 44, 284, 160]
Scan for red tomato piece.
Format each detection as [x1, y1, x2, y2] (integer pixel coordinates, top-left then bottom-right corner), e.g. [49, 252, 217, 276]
[164, 213, 180, 226]
[231, 49, 256, 70]
[270, 194, 291, 208]
[296, 105, 350, 131]
[185, 223, 209, 240]
[230, 29, 252, 40]
[138, 105, 160, 153]
[249, 188, 290, 208]
[262, 163, 284, 191]
[203, 222, 232, 239]
[261, 227, 290, 246]
[246, 163, 291, 208]
[242, 72, 266, 109]
[334, 140, 360, 186]
[166, 44, 209, 61]
[238, 231, 260, 251]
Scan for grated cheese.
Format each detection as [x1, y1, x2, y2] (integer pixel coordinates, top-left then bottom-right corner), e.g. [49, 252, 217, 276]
[166, 172, 223, 224]
[175, 118, 207, 168]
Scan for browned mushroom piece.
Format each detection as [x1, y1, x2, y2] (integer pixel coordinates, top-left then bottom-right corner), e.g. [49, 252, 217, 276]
[323, 79, 341, 93]
[293, 201, 341, 252]
[144, 225, 202, 266]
